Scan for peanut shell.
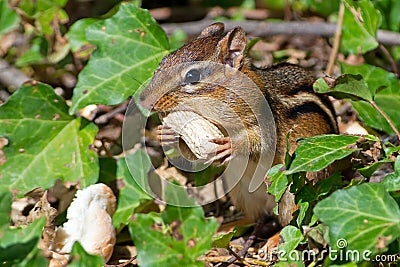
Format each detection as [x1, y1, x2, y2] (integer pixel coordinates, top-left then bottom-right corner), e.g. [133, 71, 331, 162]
[162, 111, 224, 159]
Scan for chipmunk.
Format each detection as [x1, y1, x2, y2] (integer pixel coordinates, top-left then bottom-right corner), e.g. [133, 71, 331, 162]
[140, 22, 337, 236]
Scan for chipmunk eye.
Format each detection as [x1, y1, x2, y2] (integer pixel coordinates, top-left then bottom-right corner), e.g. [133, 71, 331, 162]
[184, 69, 201, 84]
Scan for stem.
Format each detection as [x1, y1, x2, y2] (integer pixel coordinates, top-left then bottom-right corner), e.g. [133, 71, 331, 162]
[369, 100, 400, 140]
[326, 0, 345, 76]
[104, 255, 136, 267]
[226, 246, 251, 267]
[379, 44, 399, 77]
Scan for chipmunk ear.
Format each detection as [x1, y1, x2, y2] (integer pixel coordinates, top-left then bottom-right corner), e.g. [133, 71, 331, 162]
[199, 23, 225, 38]
[217, 27, 246, 69]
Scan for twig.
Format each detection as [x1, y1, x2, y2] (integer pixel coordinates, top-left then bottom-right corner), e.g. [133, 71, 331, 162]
[161, 20, 400, 46]
[202, 255, 272, 266]
[226, 246, 251, 267]
[379, 44, 399, 77]
[94, 102, 128, 124]
[0, 59, 30, 92]
[369, 100, 400, 140]
[104, 255, 137, 267]
[219, 232, 257, 267]
[326, 1, 345, 76]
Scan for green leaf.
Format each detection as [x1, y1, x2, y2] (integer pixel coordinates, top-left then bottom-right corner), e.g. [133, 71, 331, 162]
[193, 165, 224, 187]
[388, 0, 400, 31]
[113, 150, 152, 228]
[357, 159, 393, 178]
[69, 3, 169, 114]
[69, 242, 104, 267]
[314, 183, 400, 256]
[314, 74, 372, 101]
[383, 156, 400, 191]
[0, 83, 98, 195]
[340, 62, 398, 96]
[373, 0, 400, 32]
[315, 172, 343, 198]
[300, 0, 340, 17]
[278, 225, 304, 260]
[340, 63, 400, 135]
[0, 0, 19, 36]
[286, 135, 360, 174]
[18, 0, 68, 36]
[273, 262, 304, 267]
[296, 201, 309, 227]
[16, 36, 47, 67]
[262, 0, 285, 10]
[330, 264, 358, 267]
[18, 0, 68, 17]
[212, 231, 235, 249]
[0, 190, 11, 228]
[168, 29, 188, 50]
[341, 0, 381, 54]
[98, 157, 117, 184]
[38, 8, 68, 36]
[350, 98, 400, 135]
[266, 164, 289, 202]
[67, 18, 98, 53]
[129, 205, 219, 267]
[0, 217, 46, 263]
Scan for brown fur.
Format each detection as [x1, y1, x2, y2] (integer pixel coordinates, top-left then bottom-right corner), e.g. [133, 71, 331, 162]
[141, 22, 338, 226]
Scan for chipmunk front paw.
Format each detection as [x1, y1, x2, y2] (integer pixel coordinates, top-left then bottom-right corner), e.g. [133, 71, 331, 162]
[156, 124, 179, 146]
[206, 137, 232, 165]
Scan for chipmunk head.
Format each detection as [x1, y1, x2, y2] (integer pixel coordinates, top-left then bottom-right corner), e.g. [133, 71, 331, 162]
[159, 22, 246, 70]
[139, 23, 249, 113]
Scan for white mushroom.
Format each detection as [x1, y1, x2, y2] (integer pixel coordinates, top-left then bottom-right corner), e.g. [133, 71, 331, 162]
[51, 183, 116, 262]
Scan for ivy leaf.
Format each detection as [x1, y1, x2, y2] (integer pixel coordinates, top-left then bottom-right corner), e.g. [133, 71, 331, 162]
[0, 217, 47, 264]
[266, 164, 289, 203]
[69, 3, 169, 114]
[0, 190, 11, 227]
[387, 0, 400, 31]
[15, 36, 47, 67]
[383, 156, 400, 191]
[314, 183, 400, 256]
[18, 0, 68, 36]
[340, 63, 397, 96]
[286, 135, 360, 174]
[129, 204, 219, 267]
[314, 74, 373, 101]
[113, 150, 152, 228]
[357, 159, 393, 178]
[341, 0, 381, 54]
[315, 172, 344, 199]
[0, 83, 98, 195]
[193, 165, 224, 187]
[0, 0, 20, 36]
[67, 18, 98, 53]
[278, 225, 304, 261]
[296, 202, 309, 227]
[18, 0, 67, 17]
[340, 63, 400, 135]
[98, 157, 117, 184]
[212, 231, 235, 249]
[350, 92, 400, 135]
[302, 0, 340, 17]
[69, 242, 104, 267]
